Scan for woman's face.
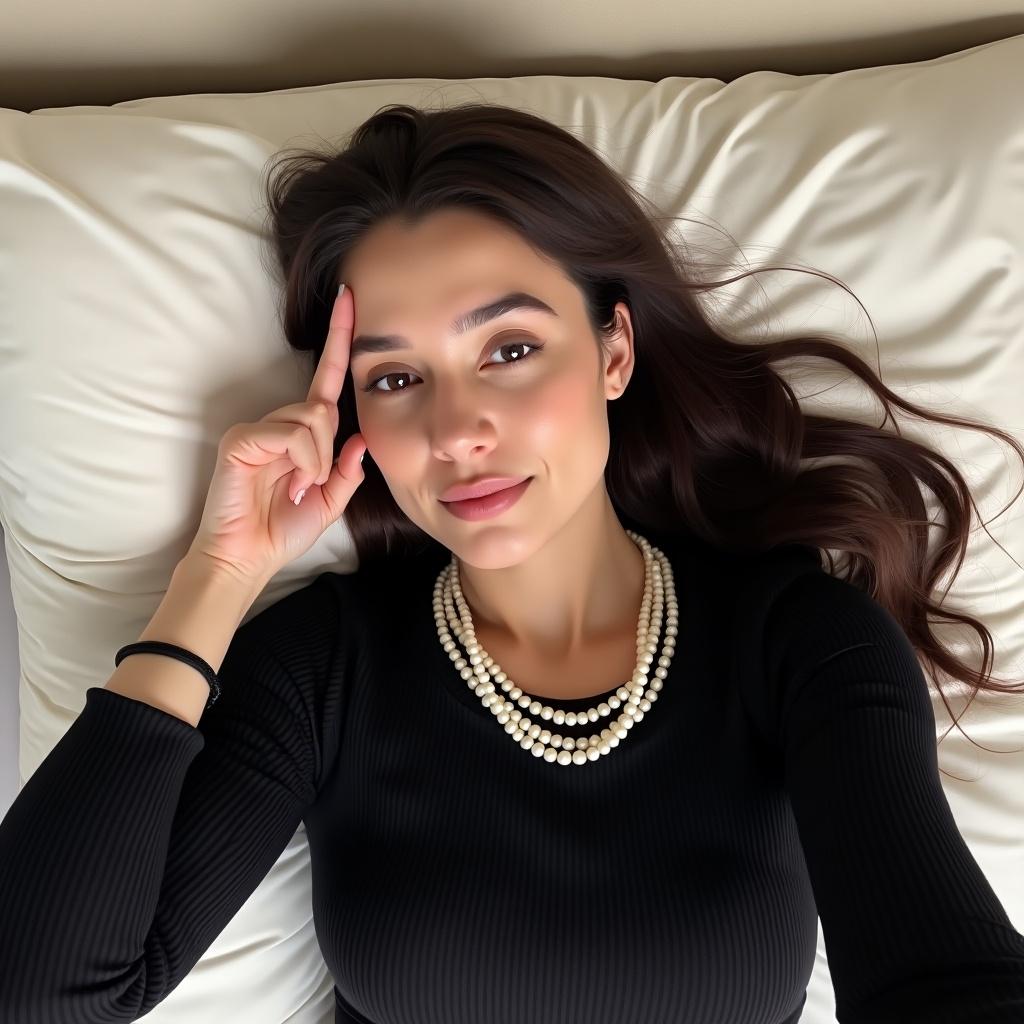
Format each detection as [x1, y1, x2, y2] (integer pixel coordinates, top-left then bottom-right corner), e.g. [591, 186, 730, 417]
[342, 207, 634, 568]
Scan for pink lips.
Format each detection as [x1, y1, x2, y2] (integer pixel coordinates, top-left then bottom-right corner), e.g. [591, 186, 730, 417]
[439, 475, 530, 502]
[439, 477, 533, 521]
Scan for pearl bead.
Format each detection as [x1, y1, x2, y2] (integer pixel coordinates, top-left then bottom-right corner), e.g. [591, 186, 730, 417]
[432, 530, 677, 767]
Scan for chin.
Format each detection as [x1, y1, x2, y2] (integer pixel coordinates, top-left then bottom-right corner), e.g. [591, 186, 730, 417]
[446, 534, 539, 571]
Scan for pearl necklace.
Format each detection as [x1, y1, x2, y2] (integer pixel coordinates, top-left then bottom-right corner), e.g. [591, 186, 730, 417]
[432, 530, 677, 765]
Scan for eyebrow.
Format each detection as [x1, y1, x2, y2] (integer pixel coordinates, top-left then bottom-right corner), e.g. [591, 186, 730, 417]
[349, 291, 558, 360]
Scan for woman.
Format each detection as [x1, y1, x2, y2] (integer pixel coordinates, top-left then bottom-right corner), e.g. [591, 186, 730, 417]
[1, 101, 1023, 1024]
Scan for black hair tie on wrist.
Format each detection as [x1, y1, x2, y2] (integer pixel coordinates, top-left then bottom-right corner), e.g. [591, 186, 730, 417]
[115, 641, 221, 710]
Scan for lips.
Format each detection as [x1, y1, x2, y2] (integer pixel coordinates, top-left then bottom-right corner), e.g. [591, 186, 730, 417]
[439, 475, 530, 503]
[439, 476, 533, 521]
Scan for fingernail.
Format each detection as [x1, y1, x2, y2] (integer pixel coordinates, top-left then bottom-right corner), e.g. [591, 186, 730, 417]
[359, 450, 365, 464]
[294, 489, 306, 505]
[338, 283, 346, 298]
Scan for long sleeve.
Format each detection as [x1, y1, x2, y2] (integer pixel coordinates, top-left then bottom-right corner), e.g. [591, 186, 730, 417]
[0, 572, 342, 1024]
[752, 564, 1024, 1023]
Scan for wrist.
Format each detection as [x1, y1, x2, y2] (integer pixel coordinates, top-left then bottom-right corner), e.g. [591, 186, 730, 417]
[107, 561, 261, 726]
[175, 552, 269, 603]
[134, 557, 264, 675]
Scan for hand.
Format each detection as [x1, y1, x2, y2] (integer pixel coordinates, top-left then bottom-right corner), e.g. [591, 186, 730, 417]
[185, 285, 366, 587]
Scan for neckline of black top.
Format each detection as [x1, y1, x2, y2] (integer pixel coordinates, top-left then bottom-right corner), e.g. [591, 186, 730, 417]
[410, 532, 686, 722]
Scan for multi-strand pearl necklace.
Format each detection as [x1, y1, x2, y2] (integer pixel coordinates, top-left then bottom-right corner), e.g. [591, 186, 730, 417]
[432, 529, 677, 765]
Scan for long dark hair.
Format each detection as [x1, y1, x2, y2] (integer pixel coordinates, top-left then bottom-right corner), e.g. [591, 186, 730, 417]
[259, 100, 1024, 758]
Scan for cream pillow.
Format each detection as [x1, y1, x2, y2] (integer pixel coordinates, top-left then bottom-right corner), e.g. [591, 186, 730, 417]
[2, 34, 1023, 1024]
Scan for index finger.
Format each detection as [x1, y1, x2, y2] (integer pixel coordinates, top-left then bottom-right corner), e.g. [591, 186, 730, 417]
[307, 284, 352, 407]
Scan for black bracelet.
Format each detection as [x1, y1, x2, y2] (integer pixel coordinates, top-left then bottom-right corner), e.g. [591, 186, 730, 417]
[115, 641, 221, 710]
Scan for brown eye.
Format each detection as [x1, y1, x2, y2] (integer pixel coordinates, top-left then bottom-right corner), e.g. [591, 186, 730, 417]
[362, 370, 417, 395]
[484, 339, 543, 367]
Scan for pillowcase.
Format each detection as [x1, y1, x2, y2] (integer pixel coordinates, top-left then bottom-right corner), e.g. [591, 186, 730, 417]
[2, 33, 1022, 1024]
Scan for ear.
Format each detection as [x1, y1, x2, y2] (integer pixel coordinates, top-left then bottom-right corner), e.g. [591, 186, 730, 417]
[602, 301, 635, 400]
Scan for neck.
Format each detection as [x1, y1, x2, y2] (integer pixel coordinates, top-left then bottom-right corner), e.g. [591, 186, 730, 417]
[452, 485, 646, 661]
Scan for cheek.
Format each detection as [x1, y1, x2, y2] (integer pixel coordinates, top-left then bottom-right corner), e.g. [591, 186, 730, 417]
[354, 400, 410, 466]
[519, 370, 602, 454]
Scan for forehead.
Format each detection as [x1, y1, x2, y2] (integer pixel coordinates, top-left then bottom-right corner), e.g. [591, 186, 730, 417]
[341, 209, 571, 329]
[345, 207, 533, 269]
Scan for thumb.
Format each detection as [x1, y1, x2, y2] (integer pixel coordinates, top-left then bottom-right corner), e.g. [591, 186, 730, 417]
[321, 436, 367, 518]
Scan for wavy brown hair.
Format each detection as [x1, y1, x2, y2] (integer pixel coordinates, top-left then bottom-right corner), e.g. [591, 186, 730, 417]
[258, 99, 1024, 760]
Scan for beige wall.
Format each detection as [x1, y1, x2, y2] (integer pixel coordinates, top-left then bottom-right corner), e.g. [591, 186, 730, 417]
[3, 1, 1024, 113]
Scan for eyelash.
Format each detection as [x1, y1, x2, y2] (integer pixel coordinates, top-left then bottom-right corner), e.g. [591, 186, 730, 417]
[361, 339, 545, 395]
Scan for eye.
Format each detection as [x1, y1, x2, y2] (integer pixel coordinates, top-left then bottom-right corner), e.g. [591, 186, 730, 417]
[361, 338, 545, 395]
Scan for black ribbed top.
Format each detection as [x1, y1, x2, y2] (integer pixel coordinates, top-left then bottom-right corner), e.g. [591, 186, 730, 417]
[2, 526, 1023, 1024]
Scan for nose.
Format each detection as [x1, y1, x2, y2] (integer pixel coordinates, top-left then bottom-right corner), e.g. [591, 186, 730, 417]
[428, 388, 500, 463]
